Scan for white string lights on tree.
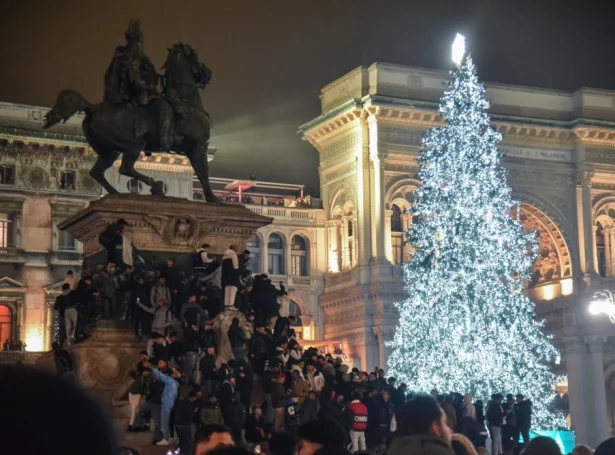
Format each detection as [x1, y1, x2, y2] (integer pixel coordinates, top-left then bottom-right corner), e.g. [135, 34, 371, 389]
[386, 34, 566, 429]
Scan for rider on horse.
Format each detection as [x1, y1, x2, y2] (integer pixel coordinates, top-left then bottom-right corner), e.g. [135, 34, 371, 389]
[103, 19, 176, 152]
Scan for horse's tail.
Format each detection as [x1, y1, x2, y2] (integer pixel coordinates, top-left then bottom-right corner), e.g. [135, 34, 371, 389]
[43, 89, 92, 129]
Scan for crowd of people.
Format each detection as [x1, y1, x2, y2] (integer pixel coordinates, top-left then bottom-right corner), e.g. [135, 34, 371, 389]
[45, 220, 610, 455]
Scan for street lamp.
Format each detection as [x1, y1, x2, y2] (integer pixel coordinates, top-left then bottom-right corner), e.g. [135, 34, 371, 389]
[589, 290, 615, 323]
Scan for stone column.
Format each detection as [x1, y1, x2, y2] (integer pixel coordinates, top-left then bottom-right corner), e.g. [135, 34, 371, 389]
[385, 210, 394, 263]
[575, 170, 596, 275]
[368, 114, 386, 262]
[261, 239, 269, 275]
[285, 237, 292, 276]
[326, 221, 338, 273]
[44, 301, 54, 351]
[341, 217, 350, 270]
[605, 228, 612, 276]
[578, 170, 597, 274]
[373, 326, 395, 370]
[585, 336, 609, 446]
[565, 337, 587, 444]
[609, 229, 615, 277]
[592, 225, 600, 275]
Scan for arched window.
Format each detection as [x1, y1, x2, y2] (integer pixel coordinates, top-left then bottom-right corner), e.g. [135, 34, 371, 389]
[0, 305, 12, 345]
[291, 235, 309, 276]
[247, 234, 261, 274]
[391, 205, 403, 232]
[289, 300, 302, 326]
[127, 178, 142, 193]
[268, 233, 285, 275]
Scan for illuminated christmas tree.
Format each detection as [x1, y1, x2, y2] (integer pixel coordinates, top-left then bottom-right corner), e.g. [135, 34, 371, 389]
[387, 41, 564, 428]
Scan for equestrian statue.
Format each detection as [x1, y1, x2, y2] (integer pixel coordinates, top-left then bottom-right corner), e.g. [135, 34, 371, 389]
[43, 19, 217, 202]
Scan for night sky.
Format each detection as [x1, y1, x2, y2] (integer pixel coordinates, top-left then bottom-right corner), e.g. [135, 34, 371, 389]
[1, 0, 614, 196]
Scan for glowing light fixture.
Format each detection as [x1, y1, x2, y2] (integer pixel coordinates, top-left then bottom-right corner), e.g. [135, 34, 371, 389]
[452, 33, 466, 65]
[589, 290, 615, 323]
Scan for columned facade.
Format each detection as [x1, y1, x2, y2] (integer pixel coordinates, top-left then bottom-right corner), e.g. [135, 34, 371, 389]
[301, 63, 615, 444]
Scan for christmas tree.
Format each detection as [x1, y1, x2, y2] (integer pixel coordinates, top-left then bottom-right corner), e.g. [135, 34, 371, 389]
[387, 52, 564, 428]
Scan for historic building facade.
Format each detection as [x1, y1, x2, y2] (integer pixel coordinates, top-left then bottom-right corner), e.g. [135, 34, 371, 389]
[300, 63, 615, 445]
[0, 102, 325, 357]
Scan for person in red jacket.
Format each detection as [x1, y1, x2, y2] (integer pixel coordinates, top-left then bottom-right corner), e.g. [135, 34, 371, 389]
[347, 392, 368, 452]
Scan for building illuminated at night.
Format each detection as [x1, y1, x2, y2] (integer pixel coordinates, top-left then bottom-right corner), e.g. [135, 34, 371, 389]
[2, 61, 615, 444]
[300, 63, 615, 446]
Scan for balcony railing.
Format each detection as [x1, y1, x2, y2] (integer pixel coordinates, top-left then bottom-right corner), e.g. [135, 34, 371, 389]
[0, 246, 25, 262]
[324, 268, 356, 288]
[246, 206, 321, 221]
[50, 249, 82, 264]
[265, 274, 314, 287]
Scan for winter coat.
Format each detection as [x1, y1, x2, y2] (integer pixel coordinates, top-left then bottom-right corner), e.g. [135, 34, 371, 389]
[271, 382, 287, 408]
[486, 402, 505, 427]
[128, 375, 146, 395]
[199, 328, 218, 350]
[150, 284, 171, 306]
[293, 376, 310, 404]
[136, 301, 173, 333]
[515, 400, 532, 430]
[175, 398, 195, 426]
[199, 353, 217, 381]
[180, 302, 206, 327]
[347, 399, 368, 431]
[461, 395, 476, 420]
[199, 403, 224, 426]
[375, 396, 395, 426]
[300, 397, 319, 424]
[388, 434, 455, 455]
[221, 248, 240, 288]
[306, 371, 325, 393]
[228, 324, 246, 348]
[245, 414, 269, 443]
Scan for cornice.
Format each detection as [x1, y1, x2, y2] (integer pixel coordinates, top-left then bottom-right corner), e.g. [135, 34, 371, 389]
[302, 96, 615, 148]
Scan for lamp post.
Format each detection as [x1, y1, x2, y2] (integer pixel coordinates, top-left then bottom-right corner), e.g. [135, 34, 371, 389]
[588, 290, 615, 323]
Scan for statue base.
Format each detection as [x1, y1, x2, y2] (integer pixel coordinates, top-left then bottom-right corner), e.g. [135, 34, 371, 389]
[58, 193, 272, 270]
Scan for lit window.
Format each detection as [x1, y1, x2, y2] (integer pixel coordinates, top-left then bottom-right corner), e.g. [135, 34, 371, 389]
[0, 305, 13, 346]
[0, 166, 15, 186]
[59, 171, 76, 191]
[0, 213, 14, 248]
[246, 234, 261, 273]
[58, 228, 77, 251]
[268, 233, 285, 275]
[127, 178, 142, 193]
[291, 235, 308, 276]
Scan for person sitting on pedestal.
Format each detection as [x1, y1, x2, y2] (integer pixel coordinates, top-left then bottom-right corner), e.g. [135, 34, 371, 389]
[221, 245, 240, 309]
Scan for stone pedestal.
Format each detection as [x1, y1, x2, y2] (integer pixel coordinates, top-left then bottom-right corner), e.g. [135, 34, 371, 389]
[43, 194, 272, 450]
[58, 193, 273, 269]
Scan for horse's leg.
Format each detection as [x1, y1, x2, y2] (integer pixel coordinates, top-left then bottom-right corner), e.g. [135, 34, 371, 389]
[89, 149, 120, 194]
[118, 148, 164, 195]
[187, 143, 217, 202]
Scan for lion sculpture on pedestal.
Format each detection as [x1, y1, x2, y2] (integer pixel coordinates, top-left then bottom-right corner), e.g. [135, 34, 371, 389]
[212, 308, 253, 368]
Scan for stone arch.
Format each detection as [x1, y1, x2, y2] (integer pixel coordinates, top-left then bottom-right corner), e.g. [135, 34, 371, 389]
[266, 230, 289, 249]
[593, 196, 615, 219]
[329, 184, 356, 218]
[385, 177, 420, 210]
[516, 203, 573, 281]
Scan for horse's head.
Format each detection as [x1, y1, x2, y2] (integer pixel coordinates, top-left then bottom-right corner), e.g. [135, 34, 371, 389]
[163, 43, 212, 94]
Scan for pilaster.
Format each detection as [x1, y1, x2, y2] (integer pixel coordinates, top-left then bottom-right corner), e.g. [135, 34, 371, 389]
[385, 210, 393, 263]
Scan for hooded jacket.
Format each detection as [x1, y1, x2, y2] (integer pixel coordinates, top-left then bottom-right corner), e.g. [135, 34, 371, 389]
[388, 434, 454, 455]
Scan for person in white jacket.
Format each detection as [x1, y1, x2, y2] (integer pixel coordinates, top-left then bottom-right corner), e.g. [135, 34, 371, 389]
[221, 245, 240, 308]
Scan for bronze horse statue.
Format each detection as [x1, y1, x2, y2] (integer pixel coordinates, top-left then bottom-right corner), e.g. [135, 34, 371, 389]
[43, 43, 217, 202]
